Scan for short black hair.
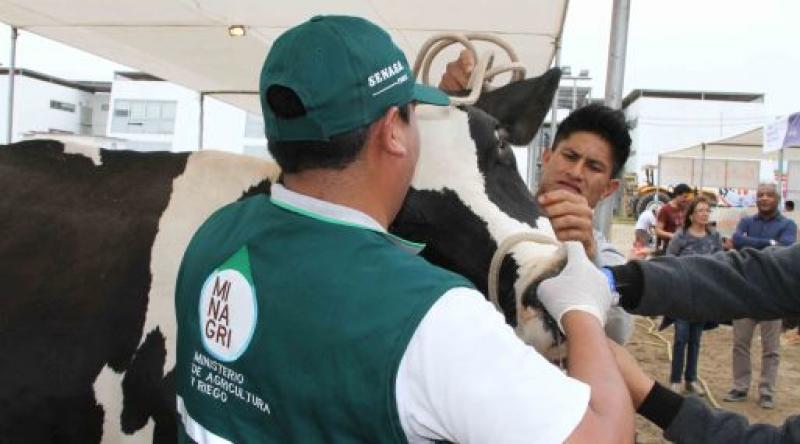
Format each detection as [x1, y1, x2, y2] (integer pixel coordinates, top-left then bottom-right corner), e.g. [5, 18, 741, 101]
[785, 200, 795, 211]
[671, 183, 691, 198]
[265, 85, 410, 174]
[552, 104, 631, 178]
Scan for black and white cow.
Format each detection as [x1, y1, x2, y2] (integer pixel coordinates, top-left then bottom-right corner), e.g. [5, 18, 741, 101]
[0, 69, 562, 443]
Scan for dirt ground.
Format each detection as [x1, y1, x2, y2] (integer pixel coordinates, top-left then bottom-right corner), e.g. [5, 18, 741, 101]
[608, 222, 800, 443]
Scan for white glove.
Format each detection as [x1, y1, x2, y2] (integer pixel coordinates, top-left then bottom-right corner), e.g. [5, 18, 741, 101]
[536, 241, 615, 334]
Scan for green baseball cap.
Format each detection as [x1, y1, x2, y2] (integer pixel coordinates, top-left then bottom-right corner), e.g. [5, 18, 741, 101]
[260, 15, 450, 142]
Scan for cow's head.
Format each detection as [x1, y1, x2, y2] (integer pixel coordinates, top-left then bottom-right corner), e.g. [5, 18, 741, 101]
[391, 68, 567, 358]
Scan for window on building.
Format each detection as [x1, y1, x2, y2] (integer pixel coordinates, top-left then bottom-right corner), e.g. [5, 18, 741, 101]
[80, 106, 93, 136]
[110, 99, 177, 134]
[244, 114, 265, 139]
[50, 100, 76, 113]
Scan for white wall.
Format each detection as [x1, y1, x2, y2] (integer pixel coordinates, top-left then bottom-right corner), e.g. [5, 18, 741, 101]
[107, 79, 268, 156]
[625, 96, 767, 184]
[90, 92, 110, 137]
[202, 96, 268, 159]
[0, 74, 97, 142]
[106, 79, 200, 151]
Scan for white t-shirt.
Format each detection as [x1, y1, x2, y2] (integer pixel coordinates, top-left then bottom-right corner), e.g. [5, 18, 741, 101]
[272, 185, 590, 443]
[635, 209, 657, 231]
[397, 289, 590, 443]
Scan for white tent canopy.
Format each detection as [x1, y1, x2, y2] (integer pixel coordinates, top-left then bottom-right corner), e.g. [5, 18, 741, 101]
[657, 126, 800, 190]
[0, 0, 567, 114]
[660, 127, 800, 161]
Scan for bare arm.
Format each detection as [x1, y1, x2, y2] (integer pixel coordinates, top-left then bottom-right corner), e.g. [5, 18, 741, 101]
[654, 219, 674, 241]
[537, 242, 635, 443]
[608, 340, 800, 443]
[563, 313, 634, 444]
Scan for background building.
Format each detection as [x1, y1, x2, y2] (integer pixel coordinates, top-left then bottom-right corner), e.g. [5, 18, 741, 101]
[0, 68, 270, 159]
[622, 89, 767, 184]
[0, 68, 110, 141]
[106, 72, 268, 158]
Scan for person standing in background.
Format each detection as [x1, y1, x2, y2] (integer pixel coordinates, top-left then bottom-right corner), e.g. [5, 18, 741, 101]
[631, 203, 662, 258]
[654, 184, 691, 252]
[665, 197, 722, 396]
[724, 183, 797, 409]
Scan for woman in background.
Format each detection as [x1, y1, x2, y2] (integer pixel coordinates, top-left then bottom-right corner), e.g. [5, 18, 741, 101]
[666, 197, 723, 395]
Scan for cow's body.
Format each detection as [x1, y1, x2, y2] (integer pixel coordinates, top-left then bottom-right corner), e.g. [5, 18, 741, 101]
[0, 70, 563, 443]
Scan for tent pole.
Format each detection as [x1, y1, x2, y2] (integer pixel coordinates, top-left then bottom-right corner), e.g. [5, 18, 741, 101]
[778, 147, 785, 202]
[198, 91, 205, 150]
[6, 27, 18, 144]
[527, 132, 539, 192]
[699, 142, 706, 190]
[596, 0, 631, 235]
[656, 155, 662, 204]
[604, 0, 631, 109]
[550, 37, 561, 133]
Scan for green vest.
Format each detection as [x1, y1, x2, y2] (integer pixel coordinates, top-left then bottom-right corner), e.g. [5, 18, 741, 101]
[175, 195, 472, 443]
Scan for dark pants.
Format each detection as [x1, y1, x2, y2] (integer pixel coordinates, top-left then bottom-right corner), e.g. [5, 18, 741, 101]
[670, 319, 705, 383]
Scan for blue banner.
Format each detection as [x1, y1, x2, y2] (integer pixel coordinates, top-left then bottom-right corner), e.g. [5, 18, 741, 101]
[784, 112, 800, 148]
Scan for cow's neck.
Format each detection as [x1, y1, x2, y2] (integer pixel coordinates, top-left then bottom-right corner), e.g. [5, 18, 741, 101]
[398, 106, 559, 323]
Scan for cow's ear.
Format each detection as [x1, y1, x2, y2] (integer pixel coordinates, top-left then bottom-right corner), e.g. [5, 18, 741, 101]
[475, 68, 561, 146]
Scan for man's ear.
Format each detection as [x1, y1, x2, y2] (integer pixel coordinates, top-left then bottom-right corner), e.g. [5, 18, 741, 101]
[541, 148, 553, 165]
[377, 106, 406, 156]
[602, 178, 621, 200]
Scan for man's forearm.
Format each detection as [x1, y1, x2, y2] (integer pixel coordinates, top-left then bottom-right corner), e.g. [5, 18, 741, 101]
[654, 228, 673, 240]
[608, 340, 684, 431]
[616, 345, 800, 443]
[563, 312, 634, 442]
[733, 233, 770, 249]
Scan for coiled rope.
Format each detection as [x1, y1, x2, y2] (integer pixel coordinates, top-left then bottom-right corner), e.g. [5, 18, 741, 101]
[633, 317, 719, 408]
[487, 232, 565, 368]
[412, 32, 527, 106]
[487, 232, 561, 317]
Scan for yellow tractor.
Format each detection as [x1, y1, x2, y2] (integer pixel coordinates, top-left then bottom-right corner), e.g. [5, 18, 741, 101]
[624, 165, 718, 218]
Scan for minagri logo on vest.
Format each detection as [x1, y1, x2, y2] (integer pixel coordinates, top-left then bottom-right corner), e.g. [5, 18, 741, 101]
[199, 268, 257, 362]
[367, 60, 409, 96]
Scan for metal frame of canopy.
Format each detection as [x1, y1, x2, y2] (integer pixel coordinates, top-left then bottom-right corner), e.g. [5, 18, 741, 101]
[0, 0, 569, 137]
[656, 126, 800, 202]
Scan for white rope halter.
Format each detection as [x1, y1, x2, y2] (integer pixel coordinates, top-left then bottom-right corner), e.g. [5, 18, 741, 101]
[412, 32, 528, 106]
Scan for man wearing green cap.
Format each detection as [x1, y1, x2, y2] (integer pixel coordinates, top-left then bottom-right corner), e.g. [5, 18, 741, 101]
[174, 15, 632, 443]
